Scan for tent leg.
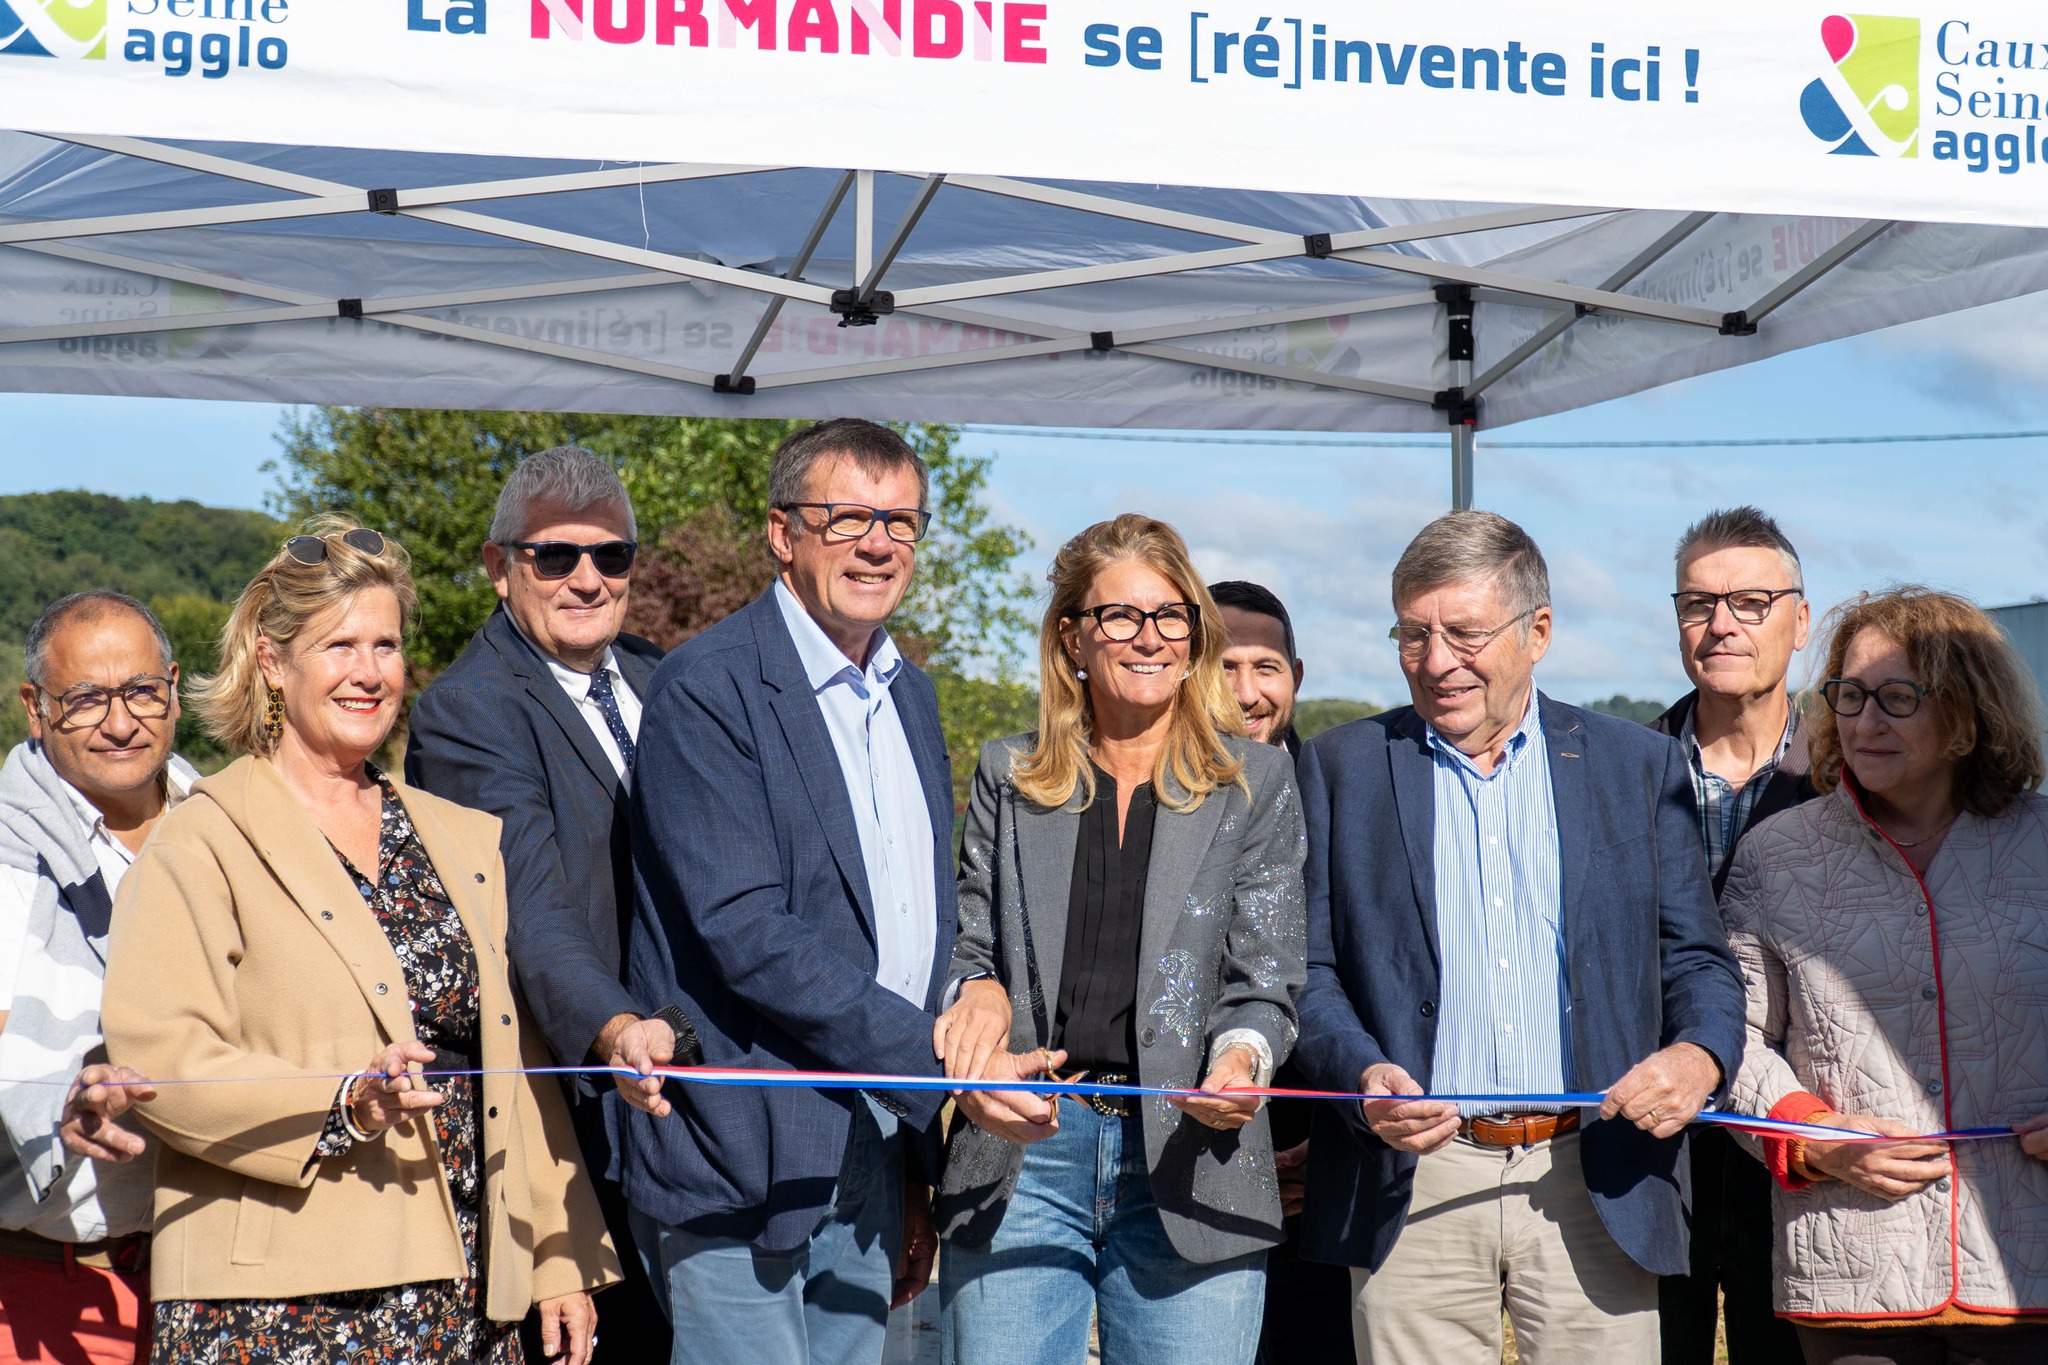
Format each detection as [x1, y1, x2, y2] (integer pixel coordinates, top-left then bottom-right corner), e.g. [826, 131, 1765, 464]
[1450, 426, 1475, 510]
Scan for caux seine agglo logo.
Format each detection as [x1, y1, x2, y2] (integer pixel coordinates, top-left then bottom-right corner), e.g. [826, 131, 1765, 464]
[1800, 13, 1920, 157]
[0, 0, 107, 58]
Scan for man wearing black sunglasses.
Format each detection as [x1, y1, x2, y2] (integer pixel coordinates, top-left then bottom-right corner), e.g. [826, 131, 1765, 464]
[1648, 507, 1815, 1365]
[405, 446, 670, 1365]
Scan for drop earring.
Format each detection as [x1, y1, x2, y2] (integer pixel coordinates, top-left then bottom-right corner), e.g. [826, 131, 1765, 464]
[265, 687, 284, 744]
[1075, 667, 1089, 681]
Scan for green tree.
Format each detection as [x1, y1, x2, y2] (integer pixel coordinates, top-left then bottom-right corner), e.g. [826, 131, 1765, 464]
[1581, 694, 1668, 725]
[1295, 698, 1383, 739]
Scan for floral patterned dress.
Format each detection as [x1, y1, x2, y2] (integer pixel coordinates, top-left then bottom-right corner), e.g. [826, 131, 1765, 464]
[153, 771, 524, 1365]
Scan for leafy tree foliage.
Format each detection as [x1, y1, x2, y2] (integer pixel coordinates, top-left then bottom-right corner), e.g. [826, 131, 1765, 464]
[1292, 698, 1382, 738]
[1581, 694, 1668, 725]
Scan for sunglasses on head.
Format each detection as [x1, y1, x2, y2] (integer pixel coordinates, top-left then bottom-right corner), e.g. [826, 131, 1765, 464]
[502, 539, 639, 579]
[283, 528, 387, 564]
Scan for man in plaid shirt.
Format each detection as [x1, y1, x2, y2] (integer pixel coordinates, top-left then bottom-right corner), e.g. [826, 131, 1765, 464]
[1649, 506, 1818, 1365]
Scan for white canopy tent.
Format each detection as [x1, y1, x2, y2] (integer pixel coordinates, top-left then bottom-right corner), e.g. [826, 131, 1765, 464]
[5, 2, 2047, 505]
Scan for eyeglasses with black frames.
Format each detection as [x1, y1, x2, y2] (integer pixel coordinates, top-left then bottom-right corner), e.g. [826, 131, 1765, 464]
[1671, 588, 1803, 626]
[1077, 602, 1200, 643]
[1819, 678, 1927, 720]
[40, 676, 175, 729]
[500, 539, 639, 580]
[1388, 609, 1534, 661]
[776, 502, 931, 543]
[283, 528, 388, 564]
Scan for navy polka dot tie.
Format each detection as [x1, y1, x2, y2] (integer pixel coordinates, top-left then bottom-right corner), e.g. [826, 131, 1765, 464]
[585, 666, 636, 774]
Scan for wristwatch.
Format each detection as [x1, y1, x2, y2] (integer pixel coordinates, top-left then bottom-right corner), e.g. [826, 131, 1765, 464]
[652, 1005, 705, 1067]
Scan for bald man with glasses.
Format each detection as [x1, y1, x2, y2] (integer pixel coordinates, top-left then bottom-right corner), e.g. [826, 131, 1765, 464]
[1, 591, 198, 1365]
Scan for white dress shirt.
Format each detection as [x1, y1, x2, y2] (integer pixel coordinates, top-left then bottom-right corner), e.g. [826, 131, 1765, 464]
[512, 617, 644, 786]
[774, 580, 938, 1007]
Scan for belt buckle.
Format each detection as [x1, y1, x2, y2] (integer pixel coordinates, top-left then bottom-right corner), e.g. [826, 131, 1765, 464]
[1055, 1068, 1134, 1117]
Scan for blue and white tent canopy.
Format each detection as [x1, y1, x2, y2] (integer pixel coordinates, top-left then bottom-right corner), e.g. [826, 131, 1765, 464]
[5, 3, 2048, 501]
[7, 132, 2044, 439]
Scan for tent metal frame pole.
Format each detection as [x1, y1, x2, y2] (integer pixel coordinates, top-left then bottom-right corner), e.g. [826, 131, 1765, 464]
[1467, 211, 1714, 399]
[1730, 220, 1893, 330]
[722, 169, 857, 391]
[854, 172, 945, 306]
[1451, 426, 1476, 511]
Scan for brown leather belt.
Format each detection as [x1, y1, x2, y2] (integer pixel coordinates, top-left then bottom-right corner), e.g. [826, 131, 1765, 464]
[1460, 1109, 1580, 1148]
[0, 1226, 150, 1273]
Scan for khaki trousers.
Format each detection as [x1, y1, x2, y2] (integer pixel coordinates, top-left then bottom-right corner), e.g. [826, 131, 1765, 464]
[1350, 1131, 1660, 1365]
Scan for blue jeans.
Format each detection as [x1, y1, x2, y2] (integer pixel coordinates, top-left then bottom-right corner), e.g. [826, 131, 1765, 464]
[939, 1097, 1267, 1365]
[631, 1098, 904, 1365]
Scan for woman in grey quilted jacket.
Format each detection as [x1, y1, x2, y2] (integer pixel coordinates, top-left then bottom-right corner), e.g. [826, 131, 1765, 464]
[1720, 587, 2048, 1365]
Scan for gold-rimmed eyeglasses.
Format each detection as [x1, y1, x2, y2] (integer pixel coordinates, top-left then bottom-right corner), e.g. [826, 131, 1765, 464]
[1388, 609, 1533, 661]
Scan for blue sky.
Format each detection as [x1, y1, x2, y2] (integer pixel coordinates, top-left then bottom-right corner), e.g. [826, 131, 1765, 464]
[3, 293, 2044, 708]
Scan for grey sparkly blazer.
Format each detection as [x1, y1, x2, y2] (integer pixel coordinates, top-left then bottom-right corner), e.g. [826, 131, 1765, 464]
[934, 733, 1307, 1264]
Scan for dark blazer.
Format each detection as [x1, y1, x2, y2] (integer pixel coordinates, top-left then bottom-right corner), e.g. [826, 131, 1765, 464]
[1290, 694, 1746, 1278]
[405, 605, 663, 1074]
[934, 734, 1306, 1264]
[1649, 691, 1817, 898]
[619, 587, 957, 1252]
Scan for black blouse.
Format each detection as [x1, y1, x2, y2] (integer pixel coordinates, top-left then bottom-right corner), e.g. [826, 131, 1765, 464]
[1051, 764, 1158, 1072]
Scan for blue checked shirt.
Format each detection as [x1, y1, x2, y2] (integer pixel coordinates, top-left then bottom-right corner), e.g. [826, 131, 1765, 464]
[1679, 702, 1797, 881]
[1426, 696, 1571, 1113]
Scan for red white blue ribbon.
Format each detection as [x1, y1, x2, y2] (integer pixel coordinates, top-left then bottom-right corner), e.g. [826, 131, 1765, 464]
[11, 1064, 2019, 1144]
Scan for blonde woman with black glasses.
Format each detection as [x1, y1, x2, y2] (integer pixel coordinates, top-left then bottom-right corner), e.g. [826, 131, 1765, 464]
[98, 517, 619, 1365]
[931, 512, 1306, 1365]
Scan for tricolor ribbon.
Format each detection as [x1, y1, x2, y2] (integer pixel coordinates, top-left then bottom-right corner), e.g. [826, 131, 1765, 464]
[11, 1064, 2017, 1144]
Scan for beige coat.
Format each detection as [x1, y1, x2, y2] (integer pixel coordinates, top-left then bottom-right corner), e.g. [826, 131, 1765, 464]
[101, 756, 620, 1314]
[1721, 784, 2048, 1319]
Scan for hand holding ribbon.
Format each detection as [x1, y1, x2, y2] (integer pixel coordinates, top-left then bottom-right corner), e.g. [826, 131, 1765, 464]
[1599, 1041, 1721, 1140]
[1358, 1062, 1460, 1155]
[1170, 1044, 1262, 1131]
[349, 1040, 444, 1135]
[62, 1063, 156, 1163]
[1800, 1112, 1951, 1199]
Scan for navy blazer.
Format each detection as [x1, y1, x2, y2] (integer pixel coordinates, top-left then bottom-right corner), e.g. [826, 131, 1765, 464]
[619, 587, 957, 1252]
[405, 607, 662, 1075]
[1290, 694, 1745, 1277]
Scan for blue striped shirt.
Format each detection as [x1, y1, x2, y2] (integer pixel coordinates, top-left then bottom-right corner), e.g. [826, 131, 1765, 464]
[1425, 696, 1571, 1112]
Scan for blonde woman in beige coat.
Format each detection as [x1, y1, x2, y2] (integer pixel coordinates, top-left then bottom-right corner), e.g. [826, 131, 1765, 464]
[1721, 587, 2048, 1365]
[99, 520, 619, 1365]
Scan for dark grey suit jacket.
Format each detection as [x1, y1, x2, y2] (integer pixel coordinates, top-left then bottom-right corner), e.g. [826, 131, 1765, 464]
[935, 733, 1307, 1265]
[405, 606, 663, 1075]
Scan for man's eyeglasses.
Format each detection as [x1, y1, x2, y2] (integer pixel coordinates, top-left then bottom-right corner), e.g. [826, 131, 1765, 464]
[1819, 678, 1927, 720]
[40, 676, 175, 729]
[500, 540, 639, 580]
[284, 528, 388, 564]
[777, 502, 931, 543]
[1388, 609, 1534, 661]
[1077, 602, 1200, 643]
[1671, 588, 1803, 626]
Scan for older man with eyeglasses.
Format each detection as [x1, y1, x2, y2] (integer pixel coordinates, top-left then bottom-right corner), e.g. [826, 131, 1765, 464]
[1290, 510, 1745, 1365]
[1648, 507, 1815, 1365]
[0, 592, 197, 1365]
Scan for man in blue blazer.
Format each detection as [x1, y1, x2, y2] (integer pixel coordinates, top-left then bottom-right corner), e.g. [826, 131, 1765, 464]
[1292, 511, 1745, 1364]
[619, 420, 1028, 1365]
[406, 446, 670, 1363]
